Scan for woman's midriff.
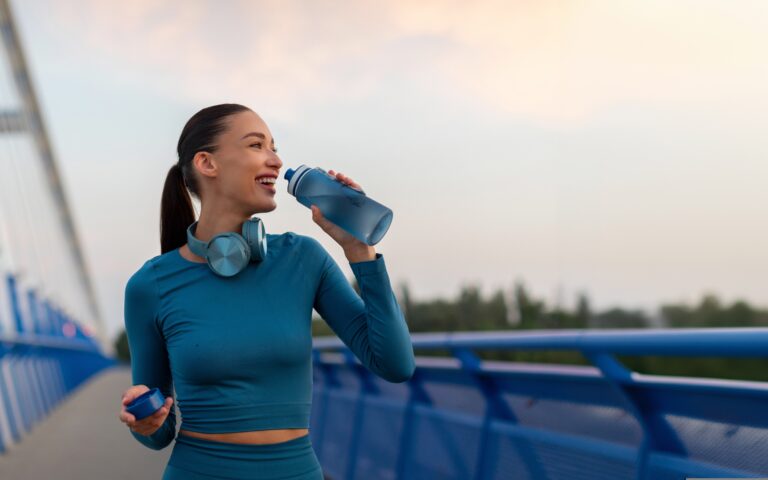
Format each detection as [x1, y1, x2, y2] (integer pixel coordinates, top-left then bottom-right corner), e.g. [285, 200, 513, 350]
[179, 428, 309, 445]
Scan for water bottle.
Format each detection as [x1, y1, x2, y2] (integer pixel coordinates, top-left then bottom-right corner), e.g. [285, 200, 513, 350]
[284, 165, 393, 246]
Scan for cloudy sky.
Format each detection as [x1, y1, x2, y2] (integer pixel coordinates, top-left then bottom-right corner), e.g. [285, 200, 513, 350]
[8, 0, 768, 342]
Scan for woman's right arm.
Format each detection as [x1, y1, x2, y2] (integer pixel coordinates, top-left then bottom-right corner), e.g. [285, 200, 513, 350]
[121, 262, 177, 450]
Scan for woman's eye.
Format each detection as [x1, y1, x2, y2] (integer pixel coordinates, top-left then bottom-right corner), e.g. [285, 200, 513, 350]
[250, 143, 278, 153]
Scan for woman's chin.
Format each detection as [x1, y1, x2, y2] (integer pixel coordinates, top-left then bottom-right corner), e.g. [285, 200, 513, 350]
[252, 199, 277, 214]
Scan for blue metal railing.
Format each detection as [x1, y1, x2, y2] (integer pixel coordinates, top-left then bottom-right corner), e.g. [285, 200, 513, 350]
[0, 333, 116, 453]
[311, 328, 768, 480]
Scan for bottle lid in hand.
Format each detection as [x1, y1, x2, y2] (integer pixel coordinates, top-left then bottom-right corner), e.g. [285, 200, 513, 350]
[126, 387, 165, 420]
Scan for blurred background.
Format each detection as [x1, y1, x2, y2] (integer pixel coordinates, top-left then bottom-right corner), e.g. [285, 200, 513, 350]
[1, 1, 768, 478]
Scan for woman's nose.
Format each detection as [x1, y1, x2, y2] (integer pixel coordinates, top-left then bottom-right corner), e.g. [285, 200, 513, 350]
[268, 151, 282, 168]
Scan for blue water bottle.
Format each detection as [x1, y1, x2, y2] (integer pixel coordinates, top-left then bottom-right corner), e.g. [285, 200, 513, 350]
[284, 165, 393, 246]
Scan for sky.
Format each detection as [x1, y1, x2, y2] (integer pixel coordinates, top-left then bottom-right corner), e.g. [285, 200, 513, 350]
[7, 0, 768, 342]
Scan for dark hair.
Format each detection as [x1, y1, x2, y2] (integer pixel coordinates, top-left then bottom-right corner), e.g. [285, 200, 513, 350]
[160, 103, 252, 254]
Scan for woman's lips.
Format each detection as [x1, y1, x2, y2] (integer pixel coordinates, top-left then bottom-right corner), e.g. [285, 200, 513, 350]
[257, 181, 276, 194]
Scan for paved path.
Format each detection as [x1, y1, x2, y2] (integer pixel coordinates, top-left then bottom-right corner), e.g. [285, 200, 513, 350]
[0, 365, 174, 479]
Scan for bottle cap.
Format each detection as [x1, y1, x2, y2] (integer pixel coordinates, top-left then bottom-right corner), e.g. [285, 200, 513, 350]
[126, 387, 165, 420]
[285, 165, 311, 196]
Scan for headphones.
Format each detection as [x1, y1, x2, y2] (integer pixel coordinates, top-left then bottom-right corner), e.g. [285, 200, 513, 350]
[186, 217, 267, 277]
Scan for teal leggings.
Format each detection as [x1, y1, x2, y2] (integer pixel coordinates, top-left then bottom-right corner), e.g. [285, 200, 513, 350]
[163, 432, 324, 480]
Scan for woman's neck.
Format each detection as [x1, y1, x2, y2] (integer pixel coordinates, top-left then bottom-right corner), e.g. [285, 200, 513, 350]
[193, 208, 251, 243]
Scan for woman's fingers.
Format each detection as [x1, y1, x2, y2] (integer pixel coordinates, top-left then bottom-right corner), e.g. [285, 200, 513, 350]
[311, 205, 331, 230]
[119, 409, 136, 424]
[121, 384, 149, 405]
[126, 406, 168, 435]
[327, 169, 363, 192]
[152, 398, 173, 419]
[118, 384, 150, 428]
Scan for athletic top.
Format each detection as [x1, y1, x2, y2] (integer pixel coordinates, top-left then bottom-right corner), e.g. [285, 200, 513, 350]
[124, 231, 415, 450]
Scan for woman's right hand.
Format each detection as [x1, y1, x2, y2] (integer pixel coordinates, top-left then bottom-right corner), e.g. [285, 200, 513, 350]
[118, 384, 174, 436]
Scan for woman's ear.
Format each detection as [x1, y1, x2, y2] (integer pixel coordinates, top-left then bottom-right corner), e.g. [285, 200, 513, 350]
[193, 151, 218, 179]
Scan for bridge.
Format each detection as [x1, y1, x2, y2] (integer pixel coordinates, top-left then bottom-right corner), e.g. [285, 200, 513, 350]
[2, 329, 768, 479]
[0, 0, 767, 478]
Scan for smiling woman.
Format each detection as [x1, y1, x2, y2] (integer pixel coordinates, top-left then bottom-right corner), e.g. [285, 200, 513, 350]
[118, 103, 416, 479]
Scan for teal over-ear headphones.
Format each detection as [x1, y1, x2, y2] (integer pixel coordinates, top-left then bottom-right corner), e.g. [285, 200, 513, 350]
[186, 217, 267, 277]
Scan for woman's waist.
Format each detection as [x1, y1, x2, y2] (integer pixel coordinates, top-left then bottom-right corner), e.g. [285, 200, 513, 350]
[179, 427, 309, 445]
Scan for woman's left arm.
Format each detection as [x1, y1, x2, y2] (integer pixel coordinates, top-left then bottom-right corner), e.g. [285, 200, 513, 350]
[308, 236, 416, 383]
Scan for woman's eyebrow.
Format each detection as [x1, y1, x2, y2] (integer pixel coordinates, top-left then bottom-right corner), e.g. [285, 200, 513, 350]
[241, 132, 275, 144]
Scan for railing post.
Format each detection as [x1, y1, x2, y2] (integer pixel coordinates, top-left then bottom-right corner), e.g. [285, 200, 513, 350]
[453, 346, 549, 480]
[583, 351, 687, 480]
[0, 351, 22, 442]
[311, 349, 338, 462]
[26, 289, 40, 335]
[342, 348, 380, 480]
[6, 274, 24, 334]
[394, 366, 432, 480]
[0, 344, 6, 453]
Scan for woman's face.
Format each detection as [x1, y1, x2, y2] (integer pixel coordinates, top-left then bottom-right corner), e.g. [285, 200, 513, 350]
[196, 110, 282, 216]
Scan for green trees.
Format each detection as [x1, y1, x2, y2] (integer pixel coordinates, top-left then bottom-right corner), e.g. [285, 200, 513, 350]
[328, 280, 768, 381]
[113, 329, 130, 364]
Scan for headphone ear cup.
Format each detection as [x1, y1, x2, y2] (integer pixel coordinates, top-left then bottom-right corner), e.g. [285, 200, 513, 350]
[206, 233, 251, 277]
[242, 217, 267, 262]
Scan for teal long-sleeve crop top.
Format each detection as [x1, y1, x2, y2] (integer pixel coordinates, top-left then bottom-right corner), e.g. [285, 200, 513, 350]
[123, 231, 416, 450]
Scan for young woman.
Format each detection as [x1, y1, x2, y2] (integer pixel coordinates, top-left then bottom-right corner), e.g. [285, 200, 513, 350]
[117, 104, 415, 479]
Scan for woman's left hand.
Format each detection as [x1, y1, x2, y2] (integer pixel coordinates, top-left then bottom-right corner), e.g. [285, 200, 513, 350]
[311, 169, 368, 250]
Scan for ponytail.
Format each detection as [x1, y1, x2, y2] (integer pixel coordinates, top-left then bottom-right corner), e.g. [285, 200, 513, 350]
[160, 163, 195, 254]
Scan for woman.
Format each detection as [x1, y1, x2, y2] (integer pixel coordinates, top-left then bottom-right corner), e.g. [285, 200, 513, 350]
[117, 103, 416, 479]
